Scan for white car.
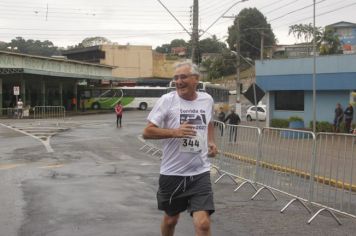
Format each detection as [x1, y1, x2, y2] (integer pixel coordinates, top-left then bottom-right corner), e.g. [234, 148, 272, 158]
[246, 105, 267, 121]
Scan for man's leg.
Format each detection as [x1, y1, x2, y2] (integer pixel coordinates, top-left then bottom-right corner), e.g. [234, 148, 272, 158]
[161, 213, 180, 236]
[193, 211, 211, 236]
[116, 115, 119, 128]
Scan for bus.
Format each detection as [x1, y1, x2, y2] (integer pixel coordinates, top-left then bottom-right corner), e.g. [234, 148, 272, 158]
[79, 86, 169, 110]
[168, 81, 230, 110]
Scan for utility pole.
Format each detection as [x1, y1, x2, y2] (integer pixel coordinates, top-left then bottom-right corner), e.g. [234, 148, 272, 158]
[235, 17, 242, 118]
[260, 30, 264, 62]
[191, 0, 199, 64]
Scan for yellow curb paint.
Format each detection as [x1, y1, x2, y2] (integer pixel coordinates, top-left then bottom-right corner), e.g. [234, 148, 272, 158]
[0, 164, 23, 170]
[38, 164, 64, 169]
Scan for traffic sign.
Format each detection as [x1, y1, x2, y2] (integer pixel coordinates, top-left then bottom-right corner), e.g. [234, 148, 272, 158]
[13, 86, 20, 95]
[243, 83, 265, 105]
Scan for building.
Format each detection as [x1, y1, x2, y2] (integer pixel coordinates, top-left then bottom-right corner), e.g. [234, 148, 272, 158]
[0, 51, 115, 110]
[256, 54, 356, 126]
[273, 44, 314, 59]
[62, 44, 153, 79]
[326, 21, 356, 54]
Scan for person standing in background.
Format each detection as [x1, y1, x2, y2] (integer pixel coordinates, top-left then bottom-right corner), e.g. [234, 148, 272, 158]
[344, 103, 354, 133]
[333, 103, 344, 133]
[115, 101, 123, 128]
[224, 108, 241, 143]
[17, 98, 23, 118]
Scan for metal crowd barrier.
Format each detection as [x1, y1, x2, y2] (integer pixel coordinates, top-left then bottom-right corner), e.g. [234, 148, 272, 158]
[137, 121, 356, 224]
[308, 132, 356, 224]
[138, 135, 163, 159]
[213, 123, 260, 192]
[255, 128, 315, 212]
[0, 108, 18, 118]
[210, 121, 225, 171]
[34, 106, 65, 119]
[0, 108, 31, 119]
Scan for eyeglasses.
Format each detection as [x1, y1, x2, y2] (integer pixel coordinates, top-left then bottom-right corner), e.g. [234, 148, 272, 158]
[173, 74, 191, 81]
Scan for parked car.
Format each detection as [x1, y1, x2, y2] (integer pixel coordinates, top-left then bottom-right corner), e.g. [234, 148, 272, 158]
[246, 105, 267, 121]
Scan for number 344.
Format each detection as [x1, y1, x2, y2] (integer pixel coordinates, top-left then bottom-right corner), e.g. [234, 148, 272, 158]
[182, 139, 200, 147]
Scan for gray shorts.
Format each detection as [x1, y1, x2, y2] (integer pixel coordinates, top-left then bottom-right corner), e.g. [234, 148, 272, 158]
[157, 171, 215, 216]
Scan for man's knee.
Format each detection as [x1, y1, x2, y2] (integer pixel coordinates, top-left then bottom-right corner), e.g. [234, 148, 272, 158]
[163, 214, 179, 227]
[193, 212, 211, 232]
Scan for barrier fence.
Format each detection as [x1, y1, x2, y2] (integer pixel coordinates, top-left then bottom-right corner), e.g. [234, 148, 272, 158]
[139, 121, 356, 225]
[0, 107, 31, 118]
[212, 124, 356, 225]
[0, 106, 65, 119]
[34, 106, 65, 119]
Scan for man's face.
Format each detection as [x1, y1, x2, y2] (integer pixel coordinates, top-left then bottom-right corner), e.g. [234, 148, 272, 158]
[173, 65, 199, 100]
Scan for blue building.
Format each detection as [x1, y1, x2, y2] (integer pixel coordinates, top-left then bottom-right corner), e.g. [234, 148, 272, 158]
[327, 21, 356, 54]
[256, 54, 356, 127]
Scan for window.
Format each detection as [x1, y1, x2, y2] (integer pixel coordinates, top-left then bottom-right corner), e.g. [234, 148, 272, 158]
[275, 91, 304, 111]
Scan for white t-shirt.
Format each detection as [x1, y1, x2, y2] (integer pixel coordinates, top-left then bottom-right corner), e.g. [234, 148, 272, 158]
[17, 101, 23, 109]
[147, 91, 214, 176]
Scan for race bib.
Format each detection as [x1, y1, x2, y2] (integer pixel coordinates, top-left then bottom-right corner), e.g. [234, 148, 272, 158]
[179, 133, 205, 153]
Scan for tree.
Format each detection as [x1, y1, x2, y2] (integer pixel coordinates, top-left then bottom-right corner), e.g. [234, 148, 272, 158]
[155, 36, 227, 61]
[199, 35, 227, 54]
[288, 23, 322, 43]
[289, 24, 341, 55]
[170, 39, 187, 48]
[227, 8, 275, 60]
[155, 39, 187, 54]
[79, 36, 111, 48]
[318, 28, 342, 55]
[4, 37, 60, 56]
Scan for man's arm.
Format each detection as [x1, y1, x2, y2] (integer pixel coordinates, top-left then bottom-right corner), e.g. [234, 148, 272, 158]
[143, 121, 196, 140]
[207, 122, 217, 157]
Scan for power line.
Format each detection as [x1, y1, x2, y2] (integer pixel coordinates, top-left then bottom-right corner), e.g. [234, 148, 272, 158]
[273, 1, 356, 29]
[269, 0, 327, 22]
[259, 0, 286, 10]
[264, 0, 301, 15]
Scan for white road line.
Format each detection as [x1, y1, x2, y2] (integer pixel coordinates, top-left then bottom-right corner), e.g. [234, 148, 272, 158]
[0, 123, 54, 153]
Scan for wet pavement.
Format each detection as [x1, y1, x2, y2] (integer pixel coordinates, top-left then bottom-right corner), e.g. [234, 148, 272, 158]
[1, 111, 356, 236]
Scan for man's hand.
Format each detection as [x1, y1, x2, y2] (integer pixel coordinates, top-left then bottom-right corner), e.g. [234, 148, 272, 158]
[208, 142, 217, 157]
[174, 121, 196, 138]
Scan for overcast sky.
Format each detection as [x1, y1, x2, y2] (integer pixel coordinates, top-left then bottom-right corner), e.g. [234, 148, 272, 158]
[1, 0, 355, 49]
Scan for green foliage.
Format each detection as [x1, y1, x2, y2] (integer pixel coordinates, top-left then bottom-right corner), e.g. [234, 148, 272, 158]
[288, 23, 322, 43]
[288, 116, 303, 122]
[309, 121, 333, 132]
[79, 36, 111, 48]
[227, 8, 276, 60]
[199, 36, 227, 54]
[3, 37, 60, 56]
[271, 118, 289, 128]
[170, 39, 187, 48]
[155, 43, 171, 54]
[318, 29, 342, 55]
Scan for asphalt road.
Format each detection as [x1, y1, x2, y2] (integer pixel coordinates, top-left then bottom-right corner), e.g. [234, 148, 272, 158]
[1, 111, 356, 236]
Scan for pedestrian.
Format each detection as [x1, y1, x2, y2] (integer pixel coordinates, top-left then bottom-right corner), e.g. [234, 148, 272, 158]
[216, 107, 225, 136]
[333, 103, 344, 132]
[344, 103, 354, 133]
[224, 108, 241, 143]
[71, 97, 77, 111]
[115, 101, 123, 128]
[17, 98, 23, 119]
[217, 107, 225, 122]
[143, 61, 217, 236]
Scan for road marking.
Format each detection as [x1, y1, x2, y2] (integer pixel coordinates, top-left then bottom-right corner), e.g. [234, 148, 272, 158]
[38, 163, 64, 169]
[0, 123, 68, 153]
[0, 164, 24, 170]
